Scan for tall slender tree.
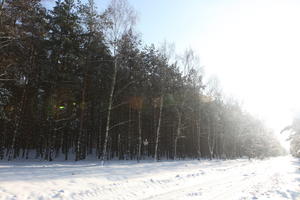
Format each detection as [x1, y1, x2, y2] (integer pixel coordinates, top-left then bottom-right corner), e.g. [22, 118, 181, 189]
[101, 0, 137, 164]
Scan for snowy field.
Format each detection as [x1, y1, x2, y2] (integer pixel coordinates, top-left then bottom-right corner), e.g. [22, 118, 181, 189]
[0, 156, 299, 200]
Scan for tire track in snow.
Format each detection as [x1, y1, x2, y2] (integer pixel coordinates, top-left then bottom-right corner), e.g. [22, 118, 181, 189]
[141, 159, 283, 200]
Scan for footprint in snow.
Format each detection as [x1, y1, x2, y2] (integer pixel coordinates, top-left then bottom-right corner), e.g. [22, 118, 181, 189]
[187, 192, 202, 197]
[52, 190, 64, 199]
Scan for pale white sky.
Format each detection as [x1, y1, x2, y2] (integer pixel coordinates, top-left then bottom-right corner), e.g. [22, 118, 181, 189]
[123, 0, 300, 148]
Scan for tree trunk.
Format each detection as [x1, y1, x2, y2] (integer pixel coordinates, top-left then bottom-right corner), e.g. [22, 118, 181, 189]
[174, 111, 181, 160]
[137, 110, 142, 162]
[102, 58, 117, 165]
[117, 133, 121, 159]
[97, 102, 102, 159]
[196, 120, 201, 159]
[0, 124, 5, 160]
[154, 95, 163, 162]
[207, 120, 215, 160]
[76, 73, 88, 161]
[127, 105, 132, 160]
[8, 87, 26, 161]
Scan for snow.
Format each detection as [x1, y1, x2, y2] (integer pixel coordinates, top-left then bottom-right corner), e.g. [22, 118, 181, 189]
[0, 156, 299, 200]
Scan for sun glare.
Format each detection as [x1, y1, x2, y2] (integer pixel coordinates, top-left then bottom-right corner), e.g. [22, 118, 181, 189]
[187, 0, 300, 144]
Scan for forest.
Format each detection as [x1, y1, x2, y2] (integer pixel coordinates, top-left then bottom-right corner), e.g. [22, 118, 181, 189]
[0, 0, 285, 161]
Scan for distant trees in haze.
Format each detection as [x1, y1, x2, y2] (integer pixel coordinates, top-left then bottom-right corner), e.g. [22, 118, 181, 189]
[0, 0, 285, 161]
[281, 115, 300, 157]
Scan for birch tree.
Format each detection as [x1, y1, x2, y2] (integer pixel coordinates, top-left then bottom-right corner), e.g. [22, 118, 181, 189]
[173, 48, 200, 160]
[101, 0, 137, 164]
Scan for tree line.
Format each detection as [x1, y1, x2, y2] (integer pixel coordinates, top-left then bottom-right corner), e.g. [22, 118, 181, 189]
[281, 115, 300, 157]
[0, 0, 284, 161]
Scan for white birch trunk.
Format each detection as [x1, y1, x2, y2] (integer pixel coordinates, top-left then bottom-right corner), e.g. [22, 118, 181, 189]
[102, 59, 117, 165]
[154, 95, 163, 162]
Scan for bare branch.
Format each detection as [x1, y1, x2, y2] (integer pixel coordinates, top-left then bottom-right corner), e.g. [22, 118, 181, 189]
[0, 72, 7, 77]
[54, 115, 75, 123]
[0, 78, 16, 82]
[111, 101, 128, 110]
[113, 80, 135, 102]
[109, 120, 132, 131]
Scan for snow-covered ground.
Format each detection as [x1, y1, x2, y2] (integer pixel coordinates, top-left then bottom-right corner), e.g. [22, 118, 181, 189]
[0, 156, 299, 200]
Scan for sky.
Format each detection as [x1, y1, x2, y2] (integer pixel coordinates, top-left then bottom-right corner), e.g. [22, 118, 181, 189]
[44, 0, 300, 148]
